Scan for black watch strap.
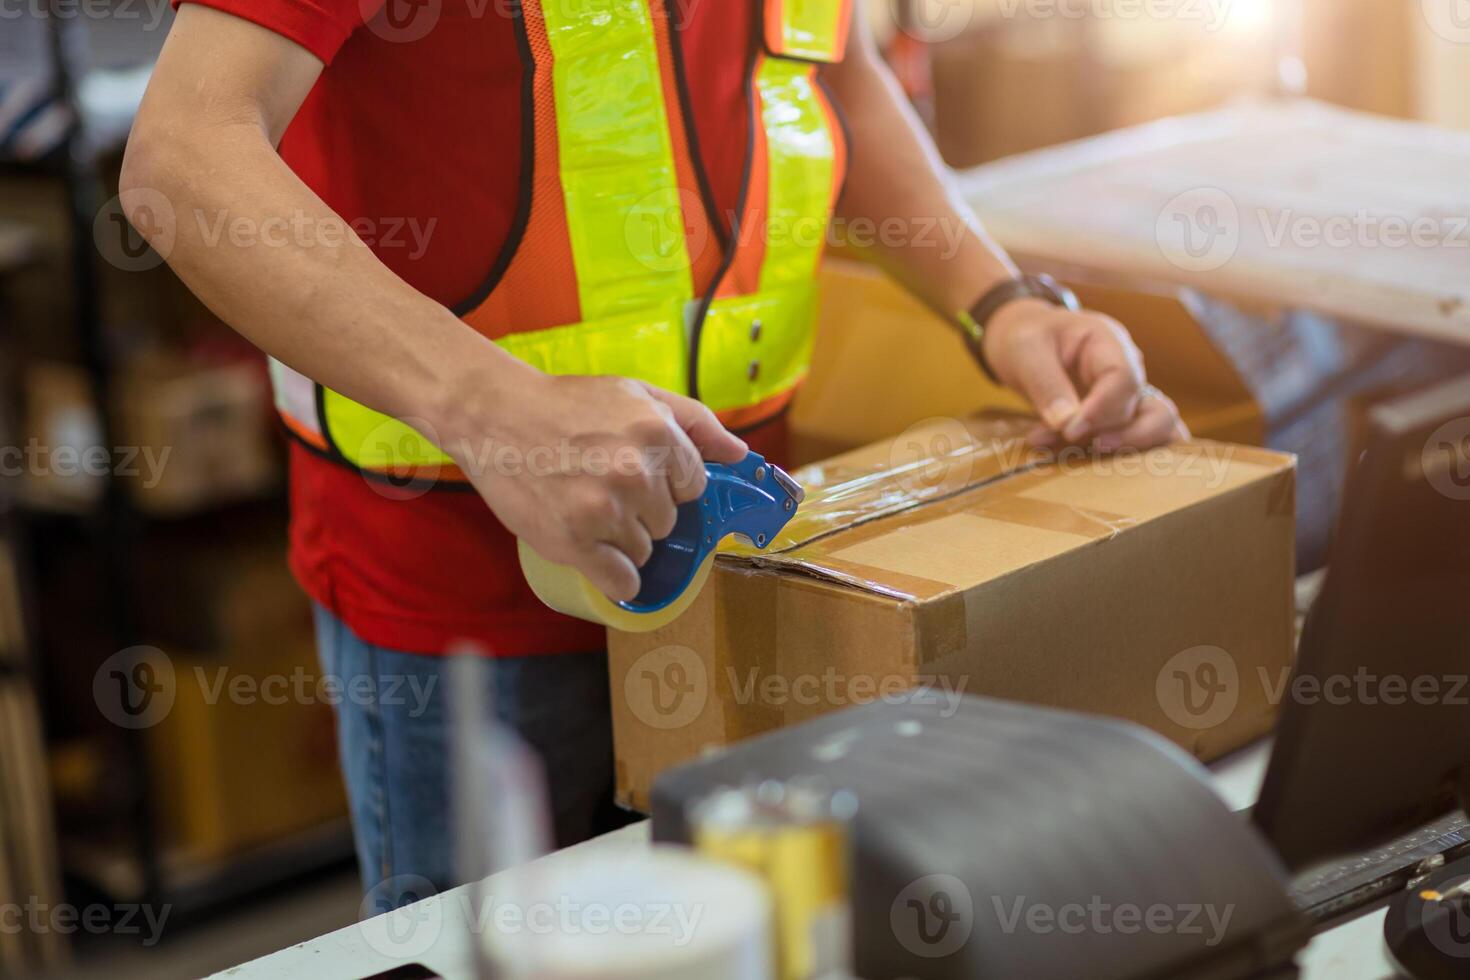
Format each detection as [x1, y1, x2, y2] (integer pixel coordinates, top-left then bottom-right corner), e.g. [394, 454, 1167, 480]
[958, 274, 1081, 381]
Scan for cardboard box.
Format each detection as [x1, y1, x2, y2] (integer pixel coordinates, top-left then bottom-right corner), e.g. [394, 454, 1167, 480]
[794, 258, 1263, 464]
[115, 353, 279, 514]
[145, 630, 346, 863]
[930, 11, 1276, 168]
[140, 543, 346, 861]
[21, 356, 279, 515]
[610, 415, 1296, 812]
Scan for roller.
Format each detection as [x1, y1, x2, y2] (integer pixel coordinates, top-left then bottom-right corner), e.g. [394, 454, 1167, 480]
[518, 451, 804, 632]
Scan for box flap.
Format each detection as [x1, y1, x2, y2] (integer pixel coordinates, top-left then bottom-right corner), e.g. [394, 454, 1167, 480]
[724, 414, 1293, 601]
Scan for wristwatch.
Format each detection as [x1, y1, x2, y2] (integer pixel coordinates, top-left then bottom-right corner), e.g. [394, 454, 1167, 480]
[957, 273, 1080, 380]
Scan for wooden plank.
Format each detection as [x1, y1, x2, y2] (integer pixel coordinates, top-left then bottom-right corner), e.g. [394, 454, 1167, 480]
[957, 99, 1470, 346]
[0, 536, 67, 972]
[5, 686, 67, 970]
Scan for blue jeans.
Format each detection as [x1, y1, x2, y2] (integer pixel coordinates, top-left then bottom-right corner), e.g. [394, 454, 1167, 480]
[311, 604, 624, 903]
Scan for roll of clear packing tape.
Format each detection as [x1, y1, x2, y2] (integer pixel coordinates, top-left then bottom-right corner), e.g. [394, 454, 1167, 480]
[517, 452, 803, 633]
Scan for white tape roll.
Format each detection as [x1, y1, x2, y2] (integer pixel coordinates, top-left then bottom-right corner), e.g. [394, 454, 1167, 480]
[482, 844, 773, 980]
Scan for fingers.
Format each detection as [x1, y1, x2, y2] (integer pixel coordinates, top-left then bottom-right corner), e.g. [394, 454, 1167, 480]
[609, 516, 655, 569]
[1068, 317, 1145, 442]
[1091, 394, 1188, 452]
[578, 541, 642, 603]
[644, 384, 749, 465]
[635, 389, 709, 504]
[638, 492, 679, 541]
[1000, 330, 1084, 433]
[1072, 366, 1142, 441]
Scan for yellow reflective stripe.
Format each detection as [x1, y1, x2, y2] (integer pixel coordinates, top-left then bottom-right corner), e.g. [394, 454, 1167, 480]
[321, 388, 453, 470]
[756, 56, 836, 291]
[698, 282, 817, 411]
[770, 0, 847, 62]
[543, 0, 695, 321]
[495, 300, 688, 393]
[319, 303, 690, 470]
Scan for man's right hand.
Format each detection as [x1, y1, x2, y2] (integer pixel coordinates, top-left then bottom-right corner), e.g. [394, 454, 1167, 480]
[452, 373, 749, 603]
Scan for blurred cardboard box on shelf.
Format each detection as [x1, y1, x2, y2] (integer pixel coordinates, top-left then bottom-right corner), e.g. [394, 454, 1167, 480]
[610, 415, 1296, 811]
[145, 631, 346, 863]
[19, 363, 104, 511]
[20, 355, 278, 515]
[115, 353, 278, 514]
[141, 546, 344, 862]
[794, 258, 1263, 465]
[1293, 0, 1470, 132]
[930, 10, 1277, 168]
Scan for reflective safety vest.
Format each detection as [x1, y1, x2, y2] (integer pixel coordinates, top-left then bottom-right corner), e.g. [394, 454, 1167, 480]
[270, 0, 851, 483]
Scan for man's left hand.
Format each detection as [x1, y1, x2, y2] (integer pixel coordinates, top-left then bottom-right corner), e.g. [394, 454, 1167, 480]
[980, 298, 1190, 452]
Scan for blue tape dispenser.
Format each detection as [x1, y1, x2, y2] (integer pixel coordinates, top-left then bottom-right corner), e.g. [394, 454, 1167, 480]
[518, 451, 804, 631]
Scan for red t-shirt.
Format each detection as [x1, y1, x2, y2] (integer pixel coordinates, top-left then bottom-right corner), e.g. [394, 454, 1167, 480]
[179, 0, 786, 655]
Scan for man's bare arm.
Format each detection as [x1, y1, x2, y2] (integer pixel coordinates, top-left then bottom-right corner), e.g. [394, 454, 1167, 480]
[821, 10, 1186, 451]
[123, 6, 747, 600]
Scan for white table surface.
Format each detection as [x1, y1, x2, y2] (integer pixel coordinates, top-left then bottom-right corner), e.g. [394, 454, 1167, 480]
[218, 739, 1404, 979]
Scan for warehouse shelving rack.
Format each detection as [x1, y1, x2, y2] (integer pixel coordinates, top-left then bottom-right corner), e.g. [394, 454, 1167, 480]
[0, 4, 354, 937]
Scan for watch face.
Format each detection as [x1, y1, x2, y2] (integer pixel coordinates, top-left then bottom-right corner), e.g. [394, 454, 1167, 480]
[1029, 275, 1079, 312]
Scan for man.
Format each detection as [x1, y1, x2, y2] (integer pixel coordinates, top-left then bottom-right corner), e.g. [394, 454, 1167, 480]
[122, 0, 1185, 901]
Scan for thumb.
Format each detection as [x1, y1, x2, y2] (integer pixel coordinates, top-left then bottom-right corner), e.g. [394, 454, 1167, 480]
[642, 385, 749, 463]
[1002, 337, 1083, 434]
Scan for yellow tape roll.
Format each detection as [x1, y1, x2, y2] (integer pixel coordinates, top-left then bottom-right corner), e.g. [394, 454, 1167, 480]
[517, 539, 717, 633]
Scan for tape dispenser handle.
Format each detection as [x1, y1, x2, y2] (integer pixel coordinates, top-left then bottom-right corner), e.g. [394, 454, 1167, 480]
[619, 451, 801, 614]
